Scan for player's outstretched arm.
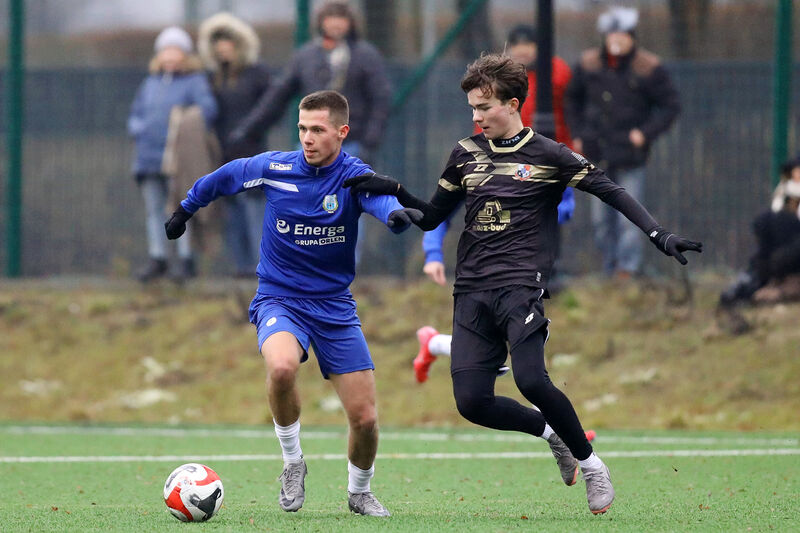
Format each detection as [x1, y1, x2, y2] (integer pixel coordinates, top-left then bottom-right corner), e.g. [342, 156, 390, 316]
[344, 173, 460, 231]
[573, 163, 702, 265]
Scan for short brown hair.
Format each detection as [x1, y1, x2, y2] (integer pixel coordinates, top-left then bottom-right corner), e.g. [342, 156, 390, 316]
[460, 53, 528, 109]
[299, 90, 350, 126]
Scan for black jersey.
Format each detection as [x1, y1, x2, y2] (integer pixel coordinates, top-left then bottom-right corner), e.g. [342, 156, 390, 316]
[427, 128, 657, 294]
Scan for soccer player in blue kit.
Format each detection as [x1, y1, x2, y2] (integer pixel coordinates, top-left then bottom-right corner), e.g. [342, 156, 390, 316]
[165, 90, 421, 517]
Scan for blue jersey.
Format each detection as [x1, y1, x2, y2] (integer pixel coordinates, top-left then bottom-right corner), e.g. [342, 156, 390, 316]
[181, 149, 406, 298]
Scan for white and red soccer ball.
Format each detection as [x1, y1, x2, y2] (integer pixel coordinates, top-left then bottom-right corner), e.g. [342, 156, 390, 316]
[163, 463, 224, 522]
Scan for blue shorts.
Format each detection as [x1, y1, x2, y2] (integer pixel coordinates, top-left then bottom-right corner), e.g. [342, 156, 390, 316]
[248, 293, 374, 379]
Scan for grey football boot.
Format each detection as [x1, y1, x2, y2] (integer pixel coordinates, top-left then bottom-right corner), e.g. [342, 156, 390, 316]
[546, 433, 580, 486]
[277, 457, 307, 512]
[582, 462, 615, 514]
[348, 491, 391, 517]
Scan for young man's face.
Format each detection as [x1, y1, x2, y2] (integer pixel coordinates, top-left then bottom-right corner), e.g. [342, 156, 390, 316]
[467, 87, 520, 140]
[298, 108, 349, 167]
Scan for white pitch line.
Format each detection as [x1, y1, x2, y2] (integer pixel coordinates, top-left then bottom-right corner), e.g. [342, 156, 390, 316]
[2, 448, 800, 464]
[2, 426, 798, 447]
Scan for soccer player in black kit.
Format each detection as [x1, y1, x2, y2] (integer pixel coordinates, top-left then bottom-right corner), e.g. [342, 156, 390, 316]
[345, 54, 702, 515]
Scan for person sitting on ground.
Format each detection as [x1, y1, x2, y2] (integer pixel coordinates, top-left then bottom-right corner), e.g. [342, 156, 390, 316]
[719, 157, 800, 307]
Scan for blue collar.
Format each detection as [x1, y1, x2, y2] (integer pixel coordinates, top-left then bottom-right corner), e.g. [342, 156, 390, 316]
[297, 149, 346, 177]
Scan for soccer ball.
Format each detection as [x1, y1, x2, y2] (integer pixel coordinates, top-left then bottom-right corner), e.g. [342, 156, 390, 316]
[163, 463, 224, 522]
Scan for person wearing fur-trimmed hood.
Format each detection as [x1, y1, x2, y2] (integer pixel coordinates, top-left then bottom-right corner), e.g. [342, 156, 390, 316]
[198, 12, 272, 277]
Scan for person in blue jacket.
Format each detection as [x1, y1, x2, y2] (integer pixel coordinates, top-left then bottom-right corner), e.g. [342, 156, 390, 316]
[165, 90, 419, 517]
[127, 26, 218, 282]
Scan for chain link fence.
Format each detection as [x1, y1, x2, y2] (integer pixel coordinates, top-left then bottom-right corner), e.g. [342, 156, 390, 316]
[0, 0, 797, 277]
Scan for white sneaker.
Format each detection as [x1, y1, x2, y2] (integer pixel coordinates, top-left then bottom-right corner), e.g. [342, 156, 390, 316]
[583, 463, 614, 514]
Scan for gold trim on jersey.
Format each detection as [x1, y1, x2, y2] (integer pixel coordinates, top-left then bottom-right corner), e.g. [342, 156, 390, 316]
[438, 178, 462, 192]
[488, 129, 535, 152]
[457, 137, 493, 162]
[454, 137, 494, 191]
[567, 168, 589, 187]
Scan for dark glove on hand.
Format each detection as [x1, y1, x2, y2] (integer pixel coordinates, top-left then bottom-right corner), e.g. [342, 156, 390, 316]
[164, 205, 193, 240]
[649, 227, 703, 265]
[387, 208, 423, 228]
[343, 173, 401, 196]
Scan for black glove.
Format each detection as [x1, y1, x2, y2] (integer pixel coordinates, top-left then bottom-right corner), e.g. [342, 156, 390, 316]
[387, 208, 423, 228]
[343, 173, 401, 196]
[164, 205, 193, 240]
[648, 227, 703, 265]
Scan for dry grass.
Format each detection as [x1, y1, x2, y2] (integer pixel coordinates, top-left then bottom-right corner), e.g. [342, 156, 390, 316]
[1, 275, 798, 431]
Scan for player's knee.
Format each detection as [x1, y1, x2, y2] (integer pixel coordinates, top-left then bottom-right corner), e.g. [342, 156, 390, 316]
[348, 406, 378, 434]
[266, 359, 298, 389]
[454, 390, 489, 425]
[513, 372, 551, 403]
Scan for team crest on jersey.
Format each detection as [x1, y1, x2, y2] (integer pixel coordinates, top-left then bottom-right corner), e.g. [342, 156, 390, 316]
[269, 162, 293, 171]
[514, 164, 535, 181]
[322, 194, 339, 213]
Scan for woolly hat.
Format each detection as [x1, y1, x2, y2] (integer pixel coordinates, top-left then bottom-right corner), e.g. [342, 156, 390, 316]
[507, 25, 538, 46]
[597, 7, 638, 35]
[154, 26, 193, 53]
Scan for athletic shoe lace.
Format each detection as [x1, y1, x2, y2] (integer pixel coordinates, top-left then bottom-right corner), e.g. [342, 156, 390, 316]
[279, 463, 304, 495]
[353, 492, 386, 513]
[584, 467, 612, 497]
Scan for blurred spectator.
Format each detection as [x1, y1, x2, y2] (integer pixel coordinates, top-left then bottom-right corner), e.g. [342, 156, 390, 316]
[198, 12, 271, 277]
[719, 157, 800, 307]
[565, 7, 680, 279]
[422, 25, 575, 289]
[127, 26, 217, 282]
[228, 1, 391, 164]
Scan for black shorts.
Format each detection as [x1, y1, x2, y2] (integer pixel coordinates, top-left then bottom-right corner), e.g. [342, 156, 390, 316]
[450, 285, 550, 376]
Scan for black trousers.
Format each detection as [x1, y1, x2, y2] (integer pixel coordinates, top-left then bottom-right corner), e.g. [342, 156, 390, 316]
[450, 285, 593, 460]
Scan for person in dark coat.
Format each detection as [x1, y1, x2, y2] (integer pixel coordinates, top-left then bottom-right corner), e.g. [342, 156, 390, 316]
[199, 12, 271, 277]
[566, 6, 680, 278]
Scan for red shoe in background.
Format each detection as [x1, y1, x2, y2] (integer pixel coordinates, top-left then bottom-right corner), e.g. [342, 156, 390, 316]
[414, 326, 439, 383]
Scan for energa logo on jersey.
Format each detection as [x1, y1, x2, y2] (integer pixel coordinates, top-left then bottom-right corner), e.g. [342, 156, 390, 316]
[322, 194, 339, 213]
[275, 218, 346, 246]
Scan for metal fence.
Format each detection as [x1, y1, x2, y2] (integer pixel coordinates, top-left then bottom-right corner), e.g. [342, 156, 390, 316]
[0, 61, 798, 278]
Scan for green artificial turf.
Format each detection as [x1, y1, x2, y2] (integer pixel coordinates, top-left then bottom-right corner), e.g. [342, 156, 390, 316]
[1, 424, 798, 532]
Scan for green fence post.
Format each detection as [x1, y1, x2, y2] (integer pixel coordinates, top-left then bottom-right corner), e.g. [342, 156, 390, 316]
[295, 0, 310, 45]
[5, 0, 25, 277]
[771, 0, 793, 187]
